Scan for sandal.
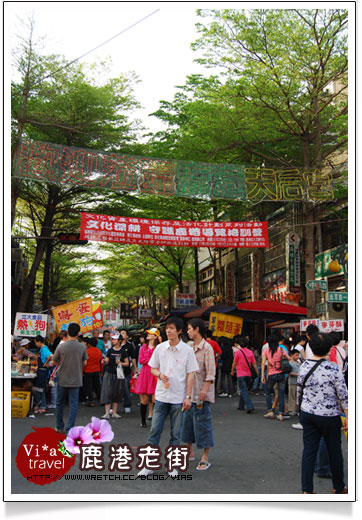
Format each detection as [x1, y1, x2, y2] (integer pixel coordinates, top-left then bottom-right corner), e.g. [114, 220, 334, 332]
[196, 461, 211, 471]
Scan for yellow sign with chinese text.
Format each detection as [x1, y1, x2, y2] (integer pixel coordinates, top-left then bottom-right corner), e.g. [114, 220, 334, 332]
[53, 297, 93, 333]
[209, 312, 243, 339]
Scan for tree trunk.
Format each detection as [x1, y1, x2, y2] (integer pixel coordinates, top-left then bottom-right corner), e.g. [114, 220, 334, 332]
[41, 240, 54, 311]
[168, 284, 172, 311]
[17, 187, 58, 311]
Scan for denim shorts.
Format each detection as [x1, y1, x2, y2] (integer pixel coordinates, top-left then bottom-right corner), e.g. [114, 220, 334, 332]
[181, 401, 214, 449]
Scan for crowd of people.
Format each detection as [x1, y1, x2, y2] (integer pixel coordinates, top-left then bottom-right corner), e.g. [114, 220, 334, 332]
[11, 319, 348, 491]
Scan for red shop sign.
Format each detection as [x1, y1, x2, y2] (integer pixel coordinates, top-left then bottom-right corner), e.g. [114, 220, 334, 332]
[80, 213, 269, 248]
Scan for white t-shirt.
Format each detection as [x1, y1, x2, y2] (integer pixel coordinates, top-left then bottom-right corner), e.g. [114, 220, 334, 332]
[148, 339, 199, 404]
[304, 342, 314, 360]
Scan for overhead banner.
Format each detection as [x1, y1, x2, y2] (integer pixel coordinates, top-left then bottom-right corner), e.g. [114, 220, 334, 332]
[209, 312, 243, 339]
[13, 139, 335, 202]
[13, 313, 48, 338]
[52, 297, 93, 333]
[80, 213, 269, 248]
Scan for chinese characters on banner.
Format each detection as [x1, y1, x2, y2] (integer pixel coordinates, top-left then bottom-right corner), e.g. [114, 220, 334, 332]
[209, 312, 243, 339]
[80, 213, 269, 248]
[300, 319, 344, 333]
[14, 139, 335, 202]
[92, 303, 104, 330]
[52, 297, 93, 333]
[14, 313, 48, 337]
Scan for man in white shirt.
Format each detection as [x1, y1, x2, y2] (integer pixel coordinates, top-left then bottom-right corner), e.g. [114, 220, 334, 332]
[137, 316, 199, 477]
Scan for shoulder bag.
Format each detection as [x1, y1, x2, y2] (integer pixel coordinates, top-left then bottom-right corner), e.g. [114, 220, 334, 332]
[240, 348, 258, 381]
[297, 359, 324, 413]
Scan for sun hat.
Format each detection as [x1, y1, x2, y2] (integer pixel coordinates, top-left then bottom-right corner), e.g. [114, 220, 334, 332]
[19, 339, 30, 347]
[145, 327, 160, 337]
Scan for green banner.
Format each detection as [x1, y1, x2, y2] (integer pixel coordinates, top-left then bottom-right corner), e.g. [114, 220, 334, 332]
[13, 139, 335, 202]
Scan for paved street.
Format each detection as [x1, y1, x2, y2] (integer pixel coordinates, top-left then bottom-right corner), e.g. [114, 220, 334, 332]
[10, 392, 349, 497]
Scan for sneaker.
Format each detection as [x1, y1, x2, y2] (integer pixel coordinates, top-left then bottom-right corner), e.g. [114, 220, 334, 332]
[54, 428, 65, 434]
[137, 467, 154, 476]
[247, 409, 256, 414]
[282, 413, 290, 419]
[102, 414, 110, 419]
[168, 469, 178, 477]
[47, 404, 57, 409]
[219, 393, 228, 397]
[228, 394, 233, 398]
[112, 413, 121, 418]
[264, 411, 274, 419]
[277, 414, 284, 421]
[292, 422, 303, 430]
[124, 408, 131, 414]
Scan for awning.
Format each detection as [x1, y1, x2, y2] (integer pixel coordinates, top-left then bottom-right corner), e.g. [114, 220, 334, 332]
[237, 300, 307, 315]
[183, 306, 212, 318]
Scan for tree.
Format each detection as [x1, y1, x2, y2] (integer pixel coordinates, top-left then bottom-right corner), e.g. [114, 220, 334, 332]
[12, 23, 142, 311]
[149, 8, 348, 315]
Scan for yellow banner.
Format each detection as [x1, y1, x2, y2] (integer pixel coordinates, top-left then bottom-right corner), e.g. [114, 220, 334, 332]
[53, 297, 93, 333]
[209, 312, 243, 339]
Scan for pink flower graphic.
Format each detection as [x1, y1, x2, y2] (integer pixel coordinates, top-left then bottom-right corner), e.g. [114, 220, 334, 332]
[64, 426, 94, 454]
[87, 416, 114, 444]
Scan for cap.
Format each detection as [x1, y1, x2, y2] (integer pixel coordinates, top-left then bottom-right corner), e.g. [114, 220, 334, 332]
[111, 334, 120, 340]
[19, 339, 30, 347]
[145, 327, 160, 338]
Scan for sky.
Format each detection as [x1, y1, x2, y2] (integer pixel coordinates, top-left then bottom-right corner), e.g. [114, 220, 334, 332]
[5, 1, 219, 135]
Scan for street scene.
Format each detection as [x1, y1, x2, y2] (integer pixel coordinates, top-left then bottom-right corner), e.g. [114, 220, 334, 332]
[6, 1, 354, 507]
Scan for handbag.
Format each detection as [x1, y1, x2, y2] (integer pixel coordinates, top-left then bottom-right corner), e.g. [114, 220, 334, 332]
[116, 363, 125, 380]
[281, 357, 292, 374]
[240, 348, 258, 380]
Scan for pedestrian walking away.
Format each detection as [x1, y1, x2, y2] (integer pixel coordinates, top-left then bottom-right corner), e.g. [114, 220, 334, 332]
[52, 323, 88, 433]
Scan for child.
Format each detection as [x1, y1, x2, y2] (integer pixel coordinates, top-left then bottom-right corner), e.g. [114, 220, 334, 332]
[288, 349, 300, 415]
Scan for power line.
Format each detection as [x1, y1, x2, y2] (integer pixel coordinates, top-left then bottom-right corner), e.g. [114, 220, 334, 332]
[13, 9, 160, 94]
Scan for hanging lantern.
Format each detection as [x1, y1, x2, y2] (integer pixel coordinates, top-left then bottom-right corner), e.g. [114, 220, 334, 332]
[288, 293, 295, 302]
[294, 293, 301, 302]
[328, 260, 341, 273]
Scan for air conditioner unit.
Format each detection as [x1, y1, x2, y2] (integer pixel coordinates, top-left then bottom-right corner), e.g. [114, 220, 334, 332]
[329, 302, 347, 321]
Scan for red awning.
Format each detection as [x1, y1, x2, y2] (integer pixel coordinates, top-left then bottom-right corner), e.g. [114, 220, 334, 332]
[237, 300, 307, 315]
[183, 306, 212, 318]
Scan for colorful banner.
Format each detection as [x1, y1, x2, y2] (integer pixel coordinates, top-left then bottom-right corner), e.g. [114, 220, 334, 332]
[175, 293, 195, 308]
[300, 319, 344, 332]
[92, 303, 104, 330]
[13, 139, 335, 202]
[80, 213, 269, 248]
[13, 313, 48, 337]
[52, 297, 93, 333]
[209, 312, 243, 339]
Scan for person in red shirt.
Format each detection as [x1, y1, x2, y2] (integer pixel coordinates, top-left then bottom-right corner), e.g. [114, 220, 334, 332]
[205, 330, 222, 391]
[83, 337, 103, 407]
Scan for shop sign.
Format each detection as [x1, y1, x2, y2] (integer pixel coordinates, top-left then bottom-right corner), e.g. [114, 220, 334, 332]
[300, 319, 344, 332]
[209, 312, 243, 339]
[315, 247, 345, 278]
[176, 293, 195, 308]
[14, 313, 48, 337]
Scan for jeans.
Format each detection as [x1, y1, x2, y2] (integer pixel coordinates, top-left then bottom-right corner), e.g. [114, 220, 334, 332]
[221, 371, 233, 394]
[84, 371, 101, 402]
[56, 386, 80, 432]
[314, 437, 331, 475]
[181, 402, 214, 449]
[147, 400, 183, 446]
[265, 373, 286, 413]
[237, 377, 254, 411]
[300, 411, 345, 493]
[123, 373, 132, 408]
[252, 367, 262, 391]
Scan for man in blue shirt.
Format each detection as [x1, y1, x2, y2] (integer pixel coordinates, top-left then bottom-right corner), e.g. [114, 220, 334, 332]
[34, 335, 53, 412]
[92, 330, 106, 357]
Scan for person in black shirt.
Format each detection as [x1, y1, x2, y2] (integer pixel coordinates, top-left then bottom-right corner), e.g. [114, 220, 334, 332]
[100, 334, 129, 419]
[120, 329, 137, 414]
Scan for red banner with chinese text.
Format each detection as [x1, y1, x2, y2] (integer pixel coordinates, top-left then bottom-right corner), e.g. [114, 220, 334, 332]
[80, 213, 269, 248]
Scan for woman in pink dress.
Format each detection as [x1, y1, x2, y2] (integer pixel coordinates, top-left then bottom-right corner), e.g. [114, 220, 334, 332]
[135, 328, 160, 427]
